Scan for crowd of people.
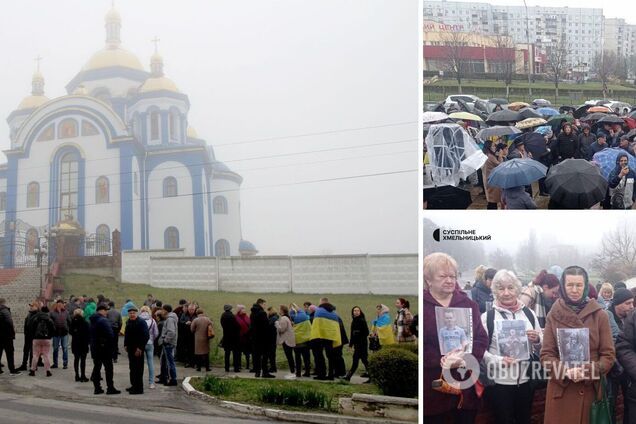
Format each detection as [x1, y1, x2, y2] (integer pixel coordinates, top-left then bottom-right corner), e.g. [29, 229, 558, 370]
[0, 293, 418, 396]
[424, 252, 636, 424]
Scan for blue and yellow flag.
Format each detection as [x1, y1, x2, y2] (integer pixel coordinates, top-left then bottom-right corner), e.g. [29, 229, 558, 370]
[310, 307, 342, 348]
[372, 312, 396, 347]
[291, 310, 312, 345]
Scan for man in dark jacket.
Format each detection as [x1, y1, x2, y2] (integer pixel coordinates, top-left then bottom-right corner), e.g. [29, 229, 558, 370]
[554, 122, 580, 161]
[311, 298, 340, 381]
[612, 289, 636, 424]
[89, 304, 120, 395]
[586, 134, 608, 160]
[266, 307, 279, 374]
[49, 299, 71, 369]
[0, 299, 20, 375]
[18, 301, 40, 371]
[578, 124, 596, 159]
[250, 298, 274, 378]
[471, 268, 496, 313]
[107, 301, 122, 362]
[220, 305, 241, 372]
[124, 307, 149, 395]
[29, 305, 55, 377]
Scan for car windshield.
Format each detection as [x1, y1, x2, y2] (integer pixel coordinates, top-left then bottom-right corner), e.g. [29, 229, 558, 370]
[450, 96, 476, 102]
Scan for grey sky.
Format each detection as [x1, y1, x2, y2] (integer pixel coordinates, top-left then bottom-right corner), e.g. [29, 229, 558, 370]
[0, 1, 419, 255]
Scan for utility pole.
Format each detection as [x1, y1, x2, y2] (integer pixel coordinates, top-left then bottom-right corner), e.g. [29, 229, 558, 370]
[523, 0, 533, 99]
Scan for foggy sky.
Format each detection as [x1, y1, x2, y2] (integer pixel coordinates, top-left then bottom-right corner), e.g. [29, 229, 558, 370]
[0, 1, 419, 255]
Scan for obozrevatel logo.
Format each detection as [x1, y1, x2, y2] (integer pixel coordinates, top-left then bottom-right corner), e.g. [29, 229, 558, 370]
[433, 228, 441, 242]
[441, 353, 480, 390]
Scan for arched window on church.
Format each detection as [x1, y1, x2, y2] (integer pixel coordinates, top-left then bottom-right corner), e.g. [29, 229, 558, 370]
[81, 120, 99, 136]
[163, 177, 177, 198]
[27, 182, 39, 208]
[150, 111, 160, 141]
[95, 176, 109, 204]
[213, 196, 228, 214]
[164, 227, 179, 249]
[96, 224, 111, 254]
[58, 119, 78, 139]
[215, 239, 230, 257]
[25, 228, 38, 256]
[60, 152, 79, 220]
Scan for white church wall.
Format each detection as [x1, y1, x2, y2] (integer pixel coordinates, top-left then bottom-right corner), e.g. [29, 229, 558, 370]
[83, 138, 120, 238]
[202, 174, 210, 256]
[150, 257, 218, 290]
[211, 178, 242, 255]
[121, 248, 185, 284]
[147, 161, 194, 255]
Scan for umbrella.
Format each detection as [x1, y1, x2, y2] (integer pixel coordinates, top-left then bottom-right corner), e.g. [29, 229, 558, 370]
[515, 117, 547, 130]
[546, 114, 575, 132]
[574, 105, 592, 119]
[581, 112, 608, 122]
[537, 107, 559, 117]
[508, 102, 530, 111]
[588, 106, 613, 113]
[597, 115, 625, 125]
[449, 112, 483, 122]
[487, 158, 548, 189]
[489, 98, 509, 105]
[423, 111, 449, 123]
[423, 185, 472, 209]
[545, 159, 608, 208]
[630, 110, 636, 120]
[559, 106, 576, 114]
[592, 147, 636, 180]
[486, 109, 522, 124]
[625, 118, 636, 131]
[523, 133, 549, 158]
[476, 126, 521, 140]
[519, 108, 543, 120]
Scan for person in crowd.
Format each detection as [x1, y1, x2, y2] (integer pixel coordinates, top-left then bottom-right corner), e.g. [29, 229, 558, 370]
[154, 309, 166, 382]
[482, 139, 506, 209]
[17, 301, 40, 371]
[334, 311, 349, 378]
[30, 305, 55, 377]
[304, 302, 315, 322]
[0, 298, 20, 375]
[179, 303, 198, 368]
[554, 122, 580, 161]
[310, 297, 342, 381]
[220, 305, 241, 373]
[174, 300, 189, 363]
[520, 270, 560, 328]
[107, 301, 122, 362]
[289, 304, 312, 378]
[598, 283, 615, 310]
[618, 136, 636, 157]
[578, 123, 596, 159]
[89, 304, 119, 394]
[158, 304, 178, 386]
[502, 185, 537, 209]
[587, 133, 608, 160]
[139, 305, 158, 389]
[49, 299, 70, 369]
[266, 306, 280, 374]
[472, 268, 496, 313]
[481, 270, 542, 424]
[474, 265, 487, 290]
[372, 304, 396, 348]
[68, 296, 81, 316]
[143, 294, 155, 307]
[250, 298, 274, 378]
[190, 308, 213, 372]
[124, 306, 149, 395]
[423, 253, 488, 423]
[235, 305, 251, 372]
[609, 152, 636, 210]
[84, 298, 97, 323]
[395, 298, 416, 343]
[69, 308, 89, 382]
[344, 306, 369, 381]
[275, 305, 296, 376]
[540, 266, 615, 424]
[608, 288, 635, 423]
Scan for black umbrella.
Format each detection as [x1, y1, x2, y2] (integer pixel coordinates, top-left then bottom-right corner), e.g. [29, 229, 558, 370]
[574, 105, 592, 119]
[626, 128, 636, 141]
[522, 133, 549, 159]
[519, 108, 543, 120]
[476, 126, 521, 140]
[545, 159, 608, 209]
[597, 115, 625, 125]
[423, 185, 473, 209]
[489, 98, 509, 105]
[486, 109, 521, 124]
[559, 106, 576, 114]
[457, 99, 472, 113]
[581, 112, 608, 122]
[629, 110, 636, 120]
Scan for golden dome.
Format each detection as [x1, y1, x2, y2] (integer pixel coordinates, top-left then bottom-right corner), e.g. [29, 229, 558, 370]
[187, 126, 198, 138]
[105, 7, 121, 22]
[17, 95, 49, 110]
[139, 76, 179, 93]
[82, 46, 144, 72]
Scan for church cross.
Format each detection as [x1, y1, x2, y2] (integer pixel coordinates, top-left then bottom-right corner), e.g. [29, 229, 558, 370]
[152, 36, 160, 53]
[34, 55, 42, 72]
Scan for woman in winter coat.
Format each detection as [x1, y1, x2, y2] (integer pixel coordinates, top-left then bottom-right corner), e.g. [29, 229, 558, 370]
[608, 152, 636, 209]
[190, 309, 212, 372]
[345, 306, 370, 381]
[395, 298, 416, 343]
[554, 122, 580, 162]
[482, 139, 507, 209]
[235, 305, 251, 371]
[540, 266, 615, 424]
[140, 306, 159, 388]
[275, 305, 296, 375]
[423, 253, 488, 423]
[481, 270, 542, 424]
[69, 308, 90, 382]
[220, 305, 241, 372]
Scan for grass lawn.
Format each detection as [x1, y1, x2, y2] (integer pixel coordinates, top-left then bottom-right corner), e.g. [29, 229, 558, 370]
[190, 375, 382, 413]
[61, 273, 418, 369]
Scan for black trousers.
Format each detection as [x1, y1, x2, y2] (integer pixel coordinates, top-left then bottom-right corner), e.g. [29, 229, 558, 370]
[0, 339, 16, 372]
[252, 343, 268, 375]
[293, 345, 311, 376]
[21, 337, 33, 368]
[348, 346, 369, 375]
[74, 352, 87, 377]
[488, 382, 532, 424]
[333, 346, 346, 377]
[224, 348, 241, 372]
[91, 354, 114, 390]
[487, 202, 498, 210]
[282, 343, 295, 373]
[426, 409, 477, 424]
[112, 333, 119, 360]
[312, 339, 335, 378]
[266, 341, 277, 371]
[196, 354, 210, 370]
[128, 351, 145, 391]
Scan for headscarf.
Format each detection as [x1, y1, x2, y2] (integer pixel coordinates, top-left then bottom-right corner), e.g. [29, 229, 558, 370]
[558, 266, 590, 313]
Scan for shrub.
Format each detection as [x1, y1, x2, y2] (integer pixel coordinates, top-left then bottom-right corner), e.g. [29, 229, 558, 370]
[368, 347, 418, 398]
[257, 385, 333, 411]
[390, 342, 418, 355]
[202, 375, 232, 396]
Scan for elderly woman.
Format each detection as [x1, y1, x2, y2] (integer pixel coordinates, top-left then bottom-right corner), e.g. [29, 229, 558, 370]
[481, 270, 542, 424]
[190, 309, 213, 372]
[598, 282, 614, 310]
[423, 253, 488, 423]
[540, 266, 615, 424]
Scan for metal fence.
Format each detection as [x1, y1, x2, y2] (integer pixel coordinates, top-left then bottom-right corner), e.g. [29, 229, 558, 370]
[81, 233, 112, 256]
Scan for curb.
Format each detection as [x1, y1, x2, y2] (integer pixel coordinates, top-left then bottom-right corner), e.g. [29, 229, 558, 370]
[181, 376, 414, 424]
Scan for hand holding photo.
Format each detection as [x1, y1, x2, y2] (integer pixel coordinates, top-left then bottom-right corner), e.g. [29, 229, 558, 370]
[436, 306, 473, 355]
[496, 319, 530, 360]
[557, 328, 590, 365]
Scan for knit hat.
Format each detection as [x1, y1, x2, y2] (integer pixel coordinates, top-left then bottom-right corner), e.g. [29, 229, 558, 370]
[236, 304, 245, 313]
[223, 304, 232, 312]
[613, 288, 634, 307]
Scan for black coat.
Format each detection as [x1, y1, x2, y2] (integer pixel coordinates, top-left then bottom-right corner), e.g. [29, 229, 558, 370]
[470, 281, 494, 314]
[349, 315, 369, 349]
[124, 317, 150, 354]
[0, 305, 15, 340]
[32, 311, 55, 340]
[249, 304, 269, 344]
[267, 313, 279, 346]
[23, 310, 38, 340]
[220, 311, 240, 350]
[337, 317, 349, 347]
[70, 315, 90, 355]
[89, 313, 114, 357]
[555, 131, 580, 160]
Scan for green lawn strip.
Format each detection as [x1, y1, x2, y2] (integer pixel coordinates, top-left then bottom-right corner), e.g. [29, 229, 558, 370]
[429, 79, 636, 91]
[61, 273, 417, 369]
[190, 376, 381, 413]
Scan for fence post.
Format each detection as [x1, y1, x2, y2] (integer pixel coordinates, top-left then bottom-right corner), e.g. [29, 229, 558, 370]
[289, 256, 294, 294]
[216, 256, 220, 291]
[366, 254, 372, 295]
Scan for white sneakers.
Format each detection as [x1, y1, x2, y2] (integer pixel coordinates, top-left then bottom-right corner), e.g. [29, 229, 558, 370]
[149, 383, 156, 389]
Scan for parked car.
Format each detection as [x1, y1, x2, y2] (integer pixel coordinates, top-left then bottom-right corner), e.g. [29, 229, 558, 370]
[606, 101, 631, 116]
[531, 98, 552, 108]
[443, 94, 480, 111]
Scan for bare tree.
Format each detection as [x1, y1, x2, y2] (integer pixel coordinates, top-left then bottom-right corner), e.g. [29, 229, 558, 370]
[592, 50, 618, 98]
[545, 37, 569, 99]
[489, 248, 515, 272]
[590, 224, 636, 282]
[516, 230, 540, 273]
[491, 33, 516, 98]
[440, 31, 471, 94]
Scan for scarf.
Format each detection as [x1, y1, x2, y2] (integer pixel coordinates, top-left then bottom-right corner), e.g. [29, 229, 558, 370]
[558, 271, 590, 314]
[496, 298, 524, 313]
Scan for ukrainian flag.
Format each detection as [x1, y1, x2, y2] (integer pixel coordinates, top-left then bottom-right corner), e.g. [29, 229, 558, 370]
[291, 310, 312, 345]
[373, 312, 396, 347]
[310, 307, 342, 348]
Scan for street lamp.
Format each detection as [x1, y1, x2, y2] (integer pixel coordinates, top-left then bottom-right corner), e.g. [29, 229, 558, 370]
[33, 240, 46, 295]
[523, 0, 533, 99]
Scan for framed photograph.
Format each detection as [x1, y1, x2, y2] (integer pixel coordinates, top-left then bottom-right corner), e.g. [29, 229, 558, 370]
[557, 328, 590, 364]
[496, 319, 530, 360]
[435, 306, 473, 355]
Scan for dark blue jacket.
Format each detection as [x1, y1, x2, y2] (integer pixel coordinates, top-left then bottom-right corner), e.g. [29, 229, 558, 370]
[608, 152, 636, 204]
[89, 313, 114, 357]
[470, 282, 494, 314]
[587, 141, 608, 161]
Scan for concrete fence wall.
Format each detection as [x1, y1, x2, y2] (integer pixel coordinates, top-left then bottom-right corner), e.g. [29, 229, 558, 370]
[0, 269, 42, 332]
[121, 251, 417, 295]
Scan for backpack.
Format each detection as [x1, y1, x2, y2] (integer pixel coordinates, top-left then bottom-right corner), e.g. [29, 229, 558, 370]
[35, 317, 51, 339]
